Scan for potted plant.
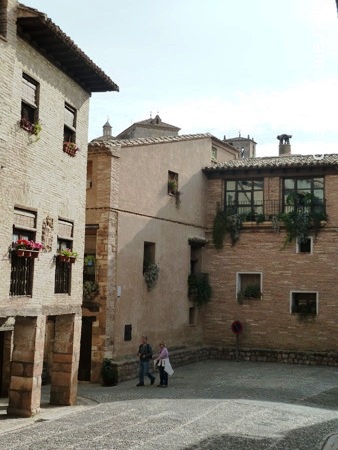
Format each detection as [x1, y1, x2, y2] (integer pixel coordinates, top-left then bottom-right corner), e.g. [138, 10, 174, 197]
[19, 118, 42, 139]
[168, 179, 178, 195]
[101, 358, 118, 386]
[237, 284, 262, 303]
[84, 255, 96, 267]
[63, 142, 79, 157]
[83, 281, 99, 302]
[57, 248, 78, 263]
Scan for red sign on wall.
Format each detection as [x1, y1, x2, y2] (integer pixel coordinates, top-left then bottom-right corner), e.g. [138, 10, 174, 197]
[231, 320, 243, 335]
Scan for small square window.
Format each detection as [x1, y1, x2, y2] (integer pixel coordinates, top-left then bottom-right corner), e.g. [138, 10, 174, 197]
[291, 292, 317, 316]
[237, 272, 262, 302]
[297, 237, 312, 254]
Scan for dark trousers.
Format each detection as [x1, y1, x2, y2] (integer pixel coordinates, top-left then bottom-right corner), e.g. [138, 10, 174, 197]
[158, 365, 168, 386]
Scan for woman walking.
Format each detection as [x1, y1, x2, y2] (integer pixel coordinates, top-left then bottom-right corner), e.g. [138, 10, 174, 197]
[155, 341, 169, 388]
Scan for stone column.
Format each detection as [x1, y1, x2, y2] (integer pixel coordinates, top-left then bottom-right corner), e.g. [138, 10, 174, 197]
[50, 313, 81, 406]
[7, 315, 46, 417]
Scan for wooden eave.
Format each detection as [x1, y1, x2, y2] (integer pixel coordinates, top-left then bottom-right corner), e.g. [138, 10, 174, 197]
[17, 4, 119, 93]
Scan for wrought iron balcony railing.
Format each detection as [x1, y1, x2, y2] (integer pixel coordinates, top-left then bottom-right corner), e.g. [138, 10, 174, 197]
[223, 199, 326, 222]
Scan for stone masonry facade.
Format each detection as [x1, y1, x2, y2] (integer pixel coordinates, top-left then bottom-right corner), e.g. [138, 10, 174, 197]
[0, 0, 117, 416]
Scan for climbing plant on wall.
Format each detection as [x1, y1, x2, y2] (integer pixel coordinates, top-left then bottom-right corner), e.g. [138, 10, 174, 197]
[212, 210, 243, 248]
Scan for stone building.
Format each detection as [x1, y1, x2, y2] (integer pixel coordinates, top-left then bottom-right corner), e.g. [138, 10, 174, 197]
[224, 133, 257, 158]
[0, 1, 118, 416]
[116, 114, 180, 139]
[203, 138, 338, 359]
[80, 123, 238, 381]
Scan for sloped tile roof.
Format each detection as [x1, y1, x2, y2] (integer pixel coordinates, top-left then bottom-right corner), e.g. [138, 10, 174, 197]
[204, 154, 338, 172]
[17, 4, 119, 93]
[90, 133, 229, 147]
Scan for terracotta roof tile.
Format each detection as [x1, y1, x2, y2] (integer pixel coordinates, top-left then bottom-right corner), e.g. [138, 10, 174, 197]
[204, 154, 338, 172]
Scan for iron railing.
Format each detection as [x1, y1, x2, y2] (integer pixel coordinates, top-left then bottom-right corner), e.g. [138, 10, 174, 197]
[10, 253, 33, 296]
[55, 258, 71, 294]
[223, 199, 326, 222]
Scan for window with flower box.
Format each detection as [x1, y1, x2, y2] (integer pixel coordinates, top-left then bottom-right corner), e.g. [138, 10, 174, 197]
[168, 171, 178, 195]
[63, 104, 78, 156]
[55, 220, 74, 294]
[291, 292, 318, 316]
[20, 73, 39, 133]
[10, 208, 37, 296]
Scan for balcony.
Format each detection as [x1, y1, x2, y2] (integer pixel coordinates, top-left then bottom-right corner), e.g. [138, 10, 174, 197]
[223, 199, 326, 223]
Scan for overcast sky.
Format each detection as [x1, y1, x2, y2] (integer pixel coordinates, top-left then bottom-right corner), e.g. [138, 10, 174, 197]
[25, 0, 338, 156]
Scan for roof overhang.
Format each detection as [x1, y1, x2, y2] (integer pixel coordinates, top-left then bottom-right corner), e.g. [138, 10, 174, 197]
[17, 4, 119, 93]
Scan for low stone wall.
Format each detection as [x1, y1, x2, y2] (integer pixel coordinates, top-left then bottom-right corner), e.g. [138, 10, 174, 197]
[112, 346, 211, 383]
[111, 346, 338, 383]
[210, 347, 338, 366]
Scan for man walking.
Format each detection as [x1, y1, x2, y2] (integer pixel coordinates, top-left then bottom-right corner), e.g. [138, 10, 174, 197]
[136, 336, 155, 386]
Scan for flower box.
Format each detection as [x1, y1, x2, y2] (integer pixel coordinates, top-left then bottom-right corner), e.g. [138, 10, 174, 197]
[19, 118, 42, 137]
[13, 239, 43, 258]
[63, 142, 79, 157]
[16, 249, 31, 257]
[58, 255, 70, 263]
[57, 249, 78, 263]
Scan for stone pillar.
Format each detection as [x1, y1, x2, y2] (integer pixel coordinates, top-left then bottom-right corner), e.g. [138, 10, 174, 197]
[50, 314, 81, 406]
[7, 316, 46, 417]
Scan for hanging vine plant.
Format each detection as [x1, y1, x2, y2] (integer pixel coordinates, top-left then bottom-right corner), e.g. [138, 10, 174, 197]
[188, 273, 212, 308]
[143, 260, 160, 291]
[276, 192, 327, 246]
[212, 210, 243, 248]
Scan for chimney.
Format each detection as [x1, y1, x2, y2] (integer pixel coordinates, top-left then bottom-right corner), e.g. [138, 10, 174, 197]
[277, 134, 292, 156]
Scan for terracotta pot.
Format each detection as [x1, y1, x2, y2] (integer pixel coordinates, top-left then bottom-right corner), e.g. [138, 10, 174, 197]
[58, 255, 70, 262]
[16, 249, 25, 257]
[31, 251, 39, 259]
[69, 257, 76, 264]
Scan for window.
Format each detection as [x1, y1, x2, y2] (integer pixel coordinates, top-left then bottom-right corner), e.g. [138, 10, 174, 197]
[283, 178, 324, 214]
[0, 0, 8, 38]
[143, 242, 155, 272]
[291, 292, 317, 316]
[237, 272, 262, 302]
[296, 237, 312, 254]
[10, 208, 37, 296]
[189, 307, 196, 326]
[55, 220, 74, 294]
[211, 147, 217, 162]
[124, 324, 132, 341]
[87, 161, 93, 189]
[21, 74, 39, 129]
[168, 171, 178, 195]
[224, 180, 264, 221]
[64, 104, 76, 143]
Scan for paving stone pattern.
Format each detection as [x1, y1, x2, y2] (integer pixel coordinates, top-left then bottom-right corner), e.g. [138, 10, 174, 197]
[1, 360, 338, 450]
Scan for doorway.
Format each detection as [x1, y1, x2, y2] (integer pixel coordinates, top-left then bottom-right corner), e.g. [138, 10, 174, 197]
[78, 317, 95, 381]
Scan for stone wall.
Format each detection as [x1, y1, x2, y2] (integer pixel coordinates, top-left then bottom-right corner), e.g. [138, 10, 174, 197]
[107, 346, 338, 384]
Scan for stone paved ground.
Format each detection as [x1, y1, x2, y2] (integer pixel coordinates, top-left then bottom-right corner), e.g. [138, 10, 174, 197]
[1, 360, 338, 449]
